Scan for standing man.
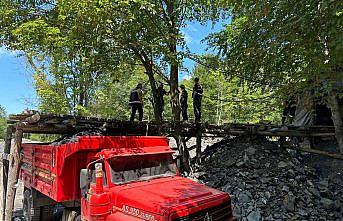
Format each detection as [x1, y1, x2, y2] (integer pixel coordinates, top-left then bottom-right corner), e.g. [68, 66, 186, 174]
[129, 83, 144, 122]
[157, 83, 168, 120]
[180, 85, 188, 121]
[192, 77, 203, 122]
[282, 98, 297, 126]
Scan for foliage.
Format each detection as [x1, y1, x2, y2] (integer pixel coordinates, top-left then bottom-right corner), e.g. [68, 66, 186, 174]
[91, 67, 157, 121]
[33, 72, 70, 114]
[208, 0, 343, 98]
[0, 0, 229, 123]
[208, 0, 343, 152]
[0, 105, 7, 139]
[182, 63, 280, 124]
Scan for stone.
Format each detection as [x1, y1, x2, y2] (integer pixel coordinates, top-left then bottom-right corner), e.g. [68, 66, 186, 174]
[333, 200, 341, 210]
[236, 161, 245, 167]
[282, 186, 290, 192]
[246, 147, 257, 155]
[318, 180, 329, 188]
[309, 187, 321, 198]
[278, 161, 288, 168]
[224, 158, 236, 167]
[283, 194, 296, 211]
[238, 193, 251, 204]
[264, 191, 271, 199]
[195, 137, 343, 221]
[320, 198, 334, 209]
[247, 209, 262, 221]
[298, 209, 308, 216]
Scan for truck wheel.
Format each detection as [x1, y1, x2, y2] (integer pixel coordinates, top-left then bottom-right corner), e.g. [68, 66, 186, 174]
[61, 210, 78, 221]
[23, 189, 40, 221]
[40, 205, 55, 221]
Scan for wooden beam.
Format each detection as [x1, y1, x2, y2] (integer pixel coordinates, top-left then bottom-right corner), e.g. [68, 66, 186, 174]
[196, 125, 202, 164]
[286, 146, 343, 160]
[5, 129, 23, 221]
[0, 126, 13, 221]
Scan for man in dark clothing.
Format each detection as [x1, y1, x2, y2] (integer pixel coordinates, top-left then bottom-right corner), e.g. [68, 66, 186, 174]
[192, 77, 203, 122]
[282, 98, 297, 125]
[180, 85, 188, 121]
[157, 83, 168, 120]
[129, 83, 144, 122]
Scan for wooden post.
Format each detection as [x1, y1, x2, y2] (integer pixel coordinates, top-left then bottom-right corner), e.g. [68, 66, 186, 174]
[0, 126, 13, 220]
[196, 124, 202, 164]
[4, 129, 23, 221]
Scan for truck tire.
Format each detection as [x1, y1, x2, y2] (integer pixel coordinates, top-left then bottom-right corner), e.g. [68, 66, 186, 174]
[23, 189, 40, 221]
[61, 210, 78, 221]
[40, 205, 55, 221]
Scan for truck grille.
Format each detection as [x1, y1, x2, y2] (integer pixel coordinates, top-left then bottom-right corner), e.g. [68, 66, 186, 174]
[172, 201, 232, 221]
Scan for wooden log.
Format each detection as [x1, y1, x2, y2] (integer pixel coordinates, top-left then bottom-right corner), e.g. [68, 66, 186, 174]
[24, 113, 41, 124]
[286, 146, 343, 160]
[196, 125, 202, 164]
[0, 126, 13, 221]
[5, 129, 23, 221]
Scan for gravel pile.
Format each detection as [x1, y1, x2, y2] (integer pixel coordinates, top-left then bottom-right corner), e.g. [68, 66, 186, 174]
[191, 137, 343, 221]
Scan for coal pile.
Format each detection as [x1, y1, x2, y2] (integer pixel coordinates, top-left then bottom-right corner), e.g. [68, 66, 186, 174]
[51, 130, 104, 145]
[192, 138, 343, 221]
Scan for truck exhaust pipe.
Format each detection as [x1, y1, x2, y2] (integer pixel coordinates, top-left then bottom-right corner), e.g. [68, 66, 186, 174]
[95, 163, 104, 194]
[89, 163, 111, 220]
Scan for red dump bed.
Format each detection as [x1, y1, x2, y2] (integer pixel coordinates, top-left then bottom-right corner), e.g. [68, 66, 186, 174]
[20, 136, 169, 202]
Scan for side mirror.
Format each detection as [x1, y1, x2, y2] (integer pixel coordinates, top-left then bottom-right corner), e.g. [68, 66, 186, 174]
[80, 169, 91, 197]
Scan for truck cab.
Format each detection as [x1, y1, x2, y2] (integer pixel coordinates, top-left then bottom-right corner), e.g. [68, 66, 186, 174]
[81, 140, 235, 221]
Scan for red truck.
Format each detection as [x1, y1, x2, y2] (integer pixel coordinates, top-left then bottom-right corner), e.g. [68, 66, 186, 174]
[20, 136, 235, 221]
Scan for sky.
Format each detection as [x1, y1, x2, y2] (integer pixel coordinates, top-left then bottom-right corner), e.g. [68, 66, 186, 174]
[0, 20, 227, 115]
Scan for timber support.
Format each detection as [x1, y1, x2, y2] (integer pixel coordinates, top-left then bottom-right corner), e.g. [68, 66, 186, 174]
[4, 129, 23, 221]
[0, 126, 13, 221]
[196, 124, 202, 164]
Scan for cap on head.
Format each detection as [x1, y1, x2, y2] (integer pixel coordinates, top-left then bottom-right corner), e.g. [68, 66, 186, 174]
[194, 77, 199, 82]
[180, 85, 185, 89]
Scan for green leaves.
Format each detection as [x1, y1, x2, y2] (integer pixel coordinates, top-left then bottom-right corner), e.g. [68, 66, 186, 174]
[0, 105, 7, 139]
[209, 0, 342, 100]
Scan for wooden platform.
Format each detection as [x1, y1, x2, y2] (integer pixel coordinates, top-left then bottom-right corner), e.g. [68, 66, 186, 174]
[7, 113, 335, 137]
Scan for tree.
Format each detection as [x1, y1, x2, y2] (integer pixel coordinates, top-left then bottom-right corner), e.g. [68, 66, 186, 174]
[1, 0, 229, 171]
[0, 105, 7, 139]
[182, 58, 280, 124]
[208, 0, 343, 152]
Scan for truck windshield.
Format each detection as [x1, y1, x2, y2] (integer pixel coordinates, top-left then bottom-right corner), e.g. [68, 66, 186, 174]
[108, 154, 177, 184]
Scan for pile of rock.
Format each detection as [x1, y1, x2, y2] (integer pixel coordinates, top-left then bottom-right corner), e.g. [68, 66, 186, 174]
[51, 130, 104, 145]
[192, 138, 343, 221]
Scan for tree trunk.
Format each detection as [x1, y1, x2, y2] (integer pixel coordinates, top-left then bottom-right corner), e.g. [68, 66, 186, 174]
[144, 62, 163, 123]
[175, 130, 191, 173]
[328, 94, 343, 153]
[165, 0, 190, 172]
[5, 129, 23, 221]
